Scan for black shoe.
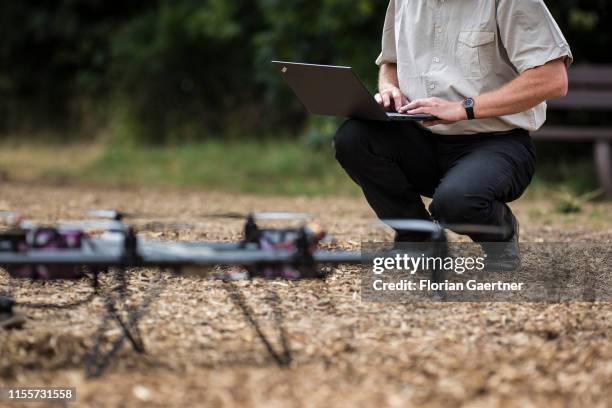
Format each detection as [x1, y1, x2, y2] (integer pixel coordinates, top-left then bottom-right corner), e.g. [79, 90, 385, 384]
[481, 214, 520, 272]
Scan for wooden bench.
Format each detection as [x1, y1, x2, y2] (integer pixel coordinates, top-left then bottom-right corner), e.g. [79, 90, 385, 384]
[531, 65, 612, 197]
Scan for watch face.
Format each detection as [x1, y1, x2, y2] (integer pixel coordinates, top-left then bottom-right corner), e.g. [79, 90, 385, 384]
[463, 98, 474, 109]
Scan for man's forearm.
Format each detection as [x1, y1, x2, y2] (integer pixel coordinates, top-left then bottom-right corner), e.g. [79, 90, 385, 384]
[378, 63, 400, 91]
[473, 58, 568, 119]
[402, 58, 569, 125]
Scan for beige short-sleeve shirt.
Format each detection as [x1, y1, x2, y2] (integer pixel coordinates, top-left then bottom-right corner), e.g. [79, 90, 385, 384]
[376, 0, 573, 135]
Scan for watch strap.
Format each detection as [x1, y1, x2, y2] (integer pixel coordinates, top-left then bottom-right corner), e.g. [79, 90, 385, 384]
[463, 98, 475, 120]
[466, 106, 475, 120]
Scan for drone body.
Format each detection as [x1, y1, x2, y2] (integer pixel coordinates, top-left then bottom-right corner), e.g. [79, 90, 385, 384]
[0, 211, 359, 281]
[0, 210, 365, 376]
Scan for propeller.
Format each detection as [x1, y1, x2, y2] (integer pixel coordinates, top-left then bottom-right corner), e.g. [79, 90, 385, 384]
[0, 211, 21, 223]
[57, 220, 127, 232]
[0, 211, 19, 217]
[1, 211, 28, 230]
[135, 221, 209, 233]
[206, 212, 311, 221]
[439, 223, 511, 235]
[86, 210, 211, 232]
[87, 209, 129, 220]
[86, 209, 163, 220]
[381, 219, 442, 234]
[381, 219, 510, 236]
[10, 208, 315, 236]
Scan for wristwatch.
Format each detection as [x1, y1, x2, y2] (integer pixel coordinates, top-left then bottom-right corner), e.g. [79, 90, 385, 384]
[462, 98, 475, 120]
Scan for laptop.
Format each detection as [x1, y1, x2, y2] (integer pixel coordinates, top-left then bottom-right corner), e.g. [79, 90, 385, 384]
[272, 61, 436, 122]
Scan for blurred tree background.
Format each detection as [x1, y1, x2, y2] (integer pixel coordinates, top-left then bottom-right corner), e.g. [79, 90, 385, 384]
[0, 0, 610, 194]
[0, 0, 388, 142]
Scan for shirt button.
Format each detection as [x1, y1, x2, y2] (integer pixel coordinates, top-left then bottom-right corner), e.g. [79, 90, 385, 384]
[433, 57, 440, 63]
[429, 84, 436, 90]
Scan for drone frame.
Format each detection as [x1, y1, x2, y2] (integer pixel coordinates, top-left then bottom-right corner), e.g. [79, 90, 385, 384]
[0, 213, 361, 377]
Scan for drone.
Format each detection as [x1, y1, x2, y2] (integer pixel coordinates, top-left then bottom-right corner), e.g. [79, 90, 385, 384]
[0, 210, 361, 280]
[0, 209, 366, 376]
[0, 210, 505, 376]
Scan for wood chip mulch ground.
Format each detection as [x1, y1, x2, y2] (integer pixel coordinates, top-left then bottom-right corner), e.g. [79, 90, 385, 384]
[0, 183, 611, 407]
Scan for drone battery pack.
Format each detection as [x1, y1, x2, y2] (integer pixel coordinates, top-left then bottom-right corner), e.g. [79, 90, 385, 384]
[4, 228, 86, 280]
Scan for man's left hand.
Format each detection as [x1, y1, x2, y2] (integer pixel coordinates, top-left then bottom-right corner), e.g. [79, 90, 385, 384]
[398, 97, 467, 127]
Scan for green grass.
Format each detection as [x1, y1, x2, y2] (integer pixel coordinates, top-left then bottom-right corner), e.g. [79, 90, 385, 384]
[87, 141, 361, 195]
[0, 139, 602, 199]
[0, 140, 360, 196]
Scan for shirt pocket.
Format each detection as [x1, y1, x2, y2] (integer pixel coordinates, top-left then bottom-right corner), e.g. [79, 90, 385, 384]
[456, 31, 496, 78]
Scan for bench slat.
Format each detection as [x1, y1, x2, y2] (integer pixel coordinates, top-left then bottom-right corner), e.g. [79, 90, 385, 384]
[547, 90, 612, 110]
[568, 66, 612, 87]
[532, 127, 612, 141]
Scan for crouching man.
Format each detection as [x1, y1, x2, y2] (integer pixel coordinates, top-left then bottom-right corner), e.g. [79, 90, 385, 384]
[333, 0, 572, 267]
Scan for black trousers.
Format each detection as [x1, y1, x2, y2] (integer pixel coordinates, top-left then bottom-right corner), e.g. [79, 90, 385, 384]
[333, 119, 536, 242]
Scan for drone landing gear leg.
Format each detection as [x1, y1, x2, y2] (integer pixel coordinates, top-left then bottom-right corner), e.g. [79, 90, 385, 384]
[85, 269, 167, 378]
[85, 303, 145, 378]
[106, 302, 145, 353]
[223, 281, 292, 367]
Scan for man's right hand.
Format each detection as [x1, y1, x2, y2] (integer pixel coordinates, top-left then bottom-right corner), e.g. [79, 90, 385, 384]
[374, 86, 408, 112]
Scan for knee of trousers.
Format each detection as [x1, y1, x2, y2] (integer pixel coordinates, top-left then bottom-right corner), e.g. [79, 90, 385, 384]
[430, 186, 494, 223]
[332, 119, 371, 169]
